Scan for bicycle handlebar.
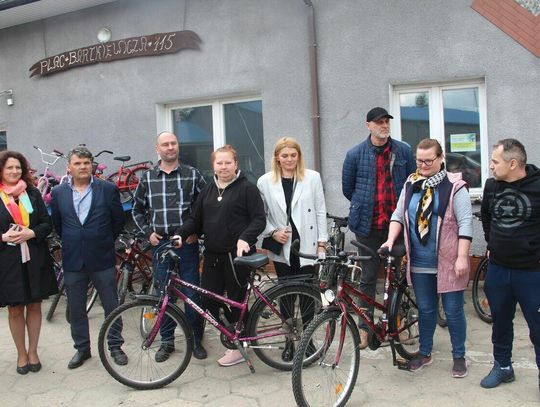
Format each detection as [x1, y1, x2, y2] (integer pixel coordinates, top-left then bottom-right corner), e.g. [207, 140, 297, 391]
[95, 150, 114, 158]
[326, 213, 348, 222]
[350, 240, 377, 258]
[376, 242, 406, 258]
[291, 239, 373, 262]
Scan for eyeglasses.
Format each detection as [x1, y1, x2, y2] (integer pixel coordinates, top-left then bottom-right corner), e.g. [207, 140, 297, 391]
[416, 156, 439, 167]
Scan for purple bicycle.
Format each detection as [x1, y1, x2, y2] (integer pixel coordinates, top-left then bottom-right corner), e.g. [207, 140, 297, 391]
[98, 241, 323, 389]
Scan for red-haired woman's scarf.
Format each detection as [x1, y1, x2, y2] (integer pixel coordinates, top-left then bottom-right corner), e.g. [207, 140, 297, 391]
[0, 180, 33, 262]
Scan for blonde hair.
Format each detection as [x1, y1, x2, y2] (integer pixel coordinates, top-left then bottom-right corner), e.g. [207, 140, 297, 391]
[271, 137, 305, 183]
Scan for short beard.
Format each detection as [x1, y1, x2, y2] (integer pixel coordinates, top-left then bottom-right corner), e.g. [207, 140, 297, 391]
[160, 154, 178, 164]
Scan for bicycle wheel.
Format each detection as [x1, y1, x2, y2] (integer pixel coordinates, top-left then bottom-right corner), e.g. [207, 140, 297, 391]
[98, 299, 193, 390]
[36, 178, 48, 197]
[472, 257, 492, 323]
[46, 277, 64, 322]
[107, 172, 132, 203]
[139, 279, 157, 338]
[246, 283, 322, 371]
[125, 167, 147, 198]
[117, 264, 130, 305]
[292, 309, 360, 407]
[388, 287, 420, 360]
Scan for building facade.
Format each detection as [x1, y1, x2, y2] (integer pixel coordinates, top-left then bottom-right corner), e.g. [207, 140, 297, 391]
[0, 0, 538, 252]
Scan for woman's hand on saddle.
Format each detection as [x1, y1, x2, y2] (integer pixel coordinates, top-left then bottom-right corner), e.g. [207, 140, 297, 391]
[236, 239, 250, 257]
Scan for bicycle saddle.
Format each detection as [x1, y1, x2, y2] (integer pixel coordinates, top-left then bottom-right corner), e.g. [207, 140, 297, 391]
[234, 253, 268, 268]
[114, 156, 131, 162]
[377, 243, 406, 258]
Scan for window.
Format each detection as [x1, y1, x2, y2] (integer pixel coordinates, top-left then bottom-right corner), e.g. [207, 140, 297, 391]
[167, 98, 264, 184]
[391, 80, 488, 193]
[0, 131, 6, 151]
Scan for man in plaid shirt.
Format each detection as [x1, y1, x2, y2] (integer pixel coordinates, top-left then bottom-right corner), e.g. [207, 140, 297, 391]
[342, 107, 415, 349]
[132, 131, 207, 360]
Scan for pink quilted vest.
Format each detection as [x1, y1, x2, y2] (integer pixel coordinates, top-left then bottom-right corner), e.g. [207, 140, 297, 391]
[402, 172, 469, 293]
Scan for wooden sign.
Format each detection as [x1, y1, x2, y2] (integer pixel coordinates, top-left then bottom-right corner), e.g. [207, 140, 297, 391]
[29, 30, 201, 78]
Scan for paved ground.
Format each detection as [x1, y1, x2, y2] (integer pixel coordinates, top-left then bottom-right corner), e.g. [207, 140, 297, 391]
[0, 286, 538, 407]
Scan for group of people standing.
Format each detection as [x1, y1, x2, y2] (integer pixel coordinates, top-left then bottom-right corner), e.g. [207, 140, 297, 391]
[0, 106, 538, 398]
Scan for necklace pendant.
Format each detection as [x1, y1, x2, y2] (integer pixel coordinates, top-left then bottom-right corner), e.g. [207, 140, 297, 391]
[217, 196, 222, 202]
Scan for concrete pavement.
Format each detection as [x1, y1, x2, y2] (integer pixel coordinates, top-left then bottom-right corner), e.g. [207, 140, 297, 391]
[0, 287, 538, 407]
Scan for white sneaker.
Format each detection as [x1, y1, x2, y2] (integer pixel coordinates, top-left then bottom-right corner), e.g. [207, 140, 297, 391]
[217, 349, 245, 367]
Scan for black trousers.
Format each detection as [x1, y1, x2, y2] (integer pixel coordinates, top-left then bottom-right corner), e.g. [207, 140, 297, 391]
[273, 252, 315, 325]
[200, 252, 250, 324]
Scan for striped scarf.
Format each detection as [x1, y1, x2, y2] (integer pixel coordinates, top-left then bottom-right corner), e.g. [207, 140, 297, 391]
[411, 169, 446, 245]
[0, 180, 33, 262]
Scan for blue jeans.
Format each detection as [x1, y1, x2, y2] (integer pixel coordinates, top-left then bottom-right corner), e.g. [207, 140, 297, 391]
[411, 272, 466, 359]
[64, 266, 122, 352]
[484, 263, 540, 371]
[152, 240, 203, 343]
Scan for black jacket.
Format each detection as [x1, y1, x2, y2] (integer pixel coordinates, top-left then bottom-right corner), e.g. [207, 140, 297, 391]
[0, 187, 57, 305]
[481, 164, 540, 269]
[177, 172, 266, 254]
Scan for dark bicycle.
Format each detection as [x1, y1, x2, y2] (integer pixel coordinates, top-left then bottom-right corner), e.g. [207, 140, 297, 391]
[471, 212, 492, 323]
[291, 239, 419, 407]
[98, 241, 323, 389]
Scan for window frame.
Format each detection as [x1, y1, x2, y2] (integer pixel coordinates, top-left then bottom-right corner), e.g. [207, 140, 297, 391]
[390, 78, 488, 198]
[165, 94, 262, 149]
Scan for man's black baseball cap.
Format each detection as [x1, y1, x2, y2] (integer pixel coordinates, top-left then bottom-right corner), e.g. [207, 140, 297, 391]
[366, 107, 393, 122]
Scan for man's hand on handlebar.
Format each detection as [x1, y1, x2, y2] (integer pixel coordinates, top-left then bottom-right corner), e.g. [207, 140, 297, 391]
[171, 235, 183, 248]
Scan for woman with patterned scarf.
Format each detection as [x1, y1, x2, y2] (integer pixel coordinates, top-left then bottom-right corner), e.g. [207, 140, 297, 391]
[0, 151, 57, 375]
[381, 138, 473, 378]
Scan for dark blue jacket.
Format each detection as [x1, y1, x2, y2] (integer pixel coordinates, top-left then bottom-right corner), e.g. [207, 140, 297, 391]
[342, 136, 415, 236]
[50, 178, 125, 272]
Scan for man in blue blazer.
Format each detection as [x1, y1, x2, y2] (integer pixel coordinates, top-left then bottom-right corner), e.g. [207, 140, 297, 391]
[50, 146, 126, 369]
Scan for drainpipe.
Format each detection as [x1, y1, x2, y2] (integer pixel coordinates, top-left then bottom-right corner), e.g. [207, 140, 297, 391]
[302, 0, 321, 174]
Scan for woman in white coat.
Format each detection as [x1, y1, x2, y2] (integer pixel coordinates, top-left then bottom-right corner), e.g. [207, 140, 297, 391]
[257, 136, 328, 361]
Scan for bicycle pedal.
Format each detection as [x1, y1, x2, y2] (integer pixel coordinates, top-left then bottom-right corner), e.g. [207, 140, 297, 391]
[394, 358, 409, 370]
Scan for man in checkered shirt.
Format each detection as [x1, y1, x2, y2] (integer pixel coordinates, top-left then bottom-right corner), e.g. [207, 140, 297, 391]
[132, 131, 208, 361]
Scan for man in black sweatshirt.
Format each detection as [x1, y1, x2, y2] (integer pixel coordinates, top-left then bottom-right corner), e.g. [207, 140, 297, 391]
[480, 139, 540, 397]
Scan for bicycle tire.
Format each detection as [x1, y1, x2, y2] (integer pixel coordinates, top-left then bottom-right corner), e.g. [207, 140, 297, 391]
[46, 277, 64, 322]
[36, 178, 48, 197]
[139, 279, 157, 338]
[388, 286, 420, 360]
[292, 309, 360, 407]
[125, 166, 148, 198]
[116, 265, 130, 305]
[107, 171, 132, 204]
[246, 283, 323, 371]
[472, 257, 492, 323]
[437, 294, 448, 328]
[98, 299, 193, 390]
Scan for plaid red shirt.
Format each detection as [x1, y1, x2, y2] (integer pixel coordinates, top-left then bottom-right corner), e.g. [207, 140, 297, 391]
[372, 142, 396, 230]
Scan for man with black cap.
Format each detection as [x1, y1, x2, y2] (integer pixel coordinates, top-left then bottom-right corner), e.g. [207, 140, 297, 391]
[342, 107, 415, 349]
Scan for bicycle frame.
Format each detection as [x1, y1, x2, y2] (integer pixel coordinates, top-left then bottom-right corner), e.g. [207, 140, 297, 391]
[144, 271, 287, 348]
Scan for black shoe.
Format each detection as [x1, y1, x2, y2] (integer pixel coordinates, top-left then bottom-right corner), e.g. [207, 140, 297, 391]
[28, 362, 42, 373]
[110, 349, 128, 366]
[155, 343, 175, 363]
[282, 339, 294, 362]
[193, 343, 208, 360]
[68, 350, 91, 369]
[16, 364, 29, 375]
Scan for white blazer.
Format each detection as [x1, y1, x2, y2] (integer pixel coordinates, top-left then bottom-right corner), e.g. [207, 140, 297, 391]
[257, 169, 328, 267]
